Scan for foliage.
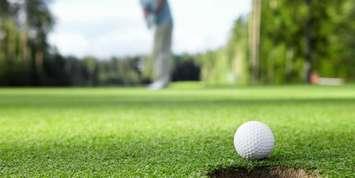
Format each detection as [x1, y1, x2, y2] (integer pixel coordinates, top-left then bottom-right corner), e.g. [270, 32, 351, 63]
[0, 0, 54, 85]
[0, 19, 31, 85]
[198, 0, 355, 84]
[42, 54, 144, 86]
[0, 0, 152, 86]
[172, 54, 200, 82]
[259, 0, 354, 83]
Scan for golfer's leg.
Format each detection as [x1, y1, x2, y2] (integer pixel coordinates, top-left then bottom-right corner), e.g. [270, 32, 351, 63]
[161, 23, 173, 83]
[154, 22, 173, 84]
[152, 25, 164, 83]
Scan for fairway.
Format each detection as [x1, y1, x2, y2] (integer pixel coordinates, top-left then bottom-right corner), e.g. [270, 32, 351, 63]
[0, 85, 354, 177]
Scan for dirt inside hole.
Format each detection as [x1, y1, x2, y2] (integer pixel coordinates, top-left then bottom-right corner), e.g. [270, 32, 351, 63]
[208, 167, 320, 178]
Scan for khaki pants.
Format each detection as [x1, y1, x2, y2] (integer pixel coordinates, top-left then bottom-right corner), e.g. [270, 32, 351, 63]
[152, 22, 173, 83]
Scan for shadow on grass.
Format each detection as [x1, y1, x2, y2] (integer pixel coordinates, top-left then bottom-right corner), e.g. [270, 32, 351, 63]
[208, 166, 320, 178]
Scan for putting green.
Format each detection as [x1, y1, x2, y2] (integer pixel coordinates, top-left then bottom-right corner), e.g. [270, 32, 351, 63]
[0, 84, 354, 177]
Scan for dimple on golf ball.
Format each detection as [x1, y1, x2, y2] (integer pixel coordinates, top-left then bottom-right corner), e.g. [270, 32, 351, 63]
[233, 121, 275, 160]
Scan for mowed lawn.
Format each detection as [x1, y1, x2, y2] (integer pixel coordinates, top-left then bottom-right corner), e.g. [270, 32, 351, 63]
[0, 84, 354, 177]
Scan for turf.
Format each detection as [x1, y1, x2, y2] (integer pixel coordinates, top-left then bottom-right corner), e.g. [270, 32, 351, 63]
[0, 84, 354, 177]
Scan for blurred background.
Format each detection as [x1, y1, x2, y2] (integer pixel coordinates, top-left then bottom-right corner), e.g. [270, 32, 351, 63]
[0, 0, 354, 86]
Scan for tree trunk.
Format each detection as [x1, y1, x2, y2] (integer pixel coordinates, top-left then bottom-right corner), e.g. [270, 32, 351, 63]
[304, 0, 314, 83]
[249, 0, 261, 84]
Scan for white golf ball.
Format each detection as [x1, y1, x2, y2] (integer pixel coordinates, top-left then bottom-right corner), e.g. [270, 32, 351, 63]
[233, 121, 275, 160]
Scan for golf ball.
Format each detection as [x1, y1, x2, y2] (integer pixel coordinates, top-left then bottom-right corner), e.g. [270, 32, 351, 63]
[233, 121, 275, 160]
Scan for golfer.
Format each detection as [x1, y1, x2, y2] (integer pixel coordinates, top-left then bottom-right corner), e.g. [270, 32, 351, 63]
[140, 0, 173, 90]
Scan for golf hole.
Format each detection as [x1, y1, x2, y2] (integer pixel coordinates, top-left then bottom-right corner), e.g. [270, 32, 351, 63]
[208, 166, 320, 178]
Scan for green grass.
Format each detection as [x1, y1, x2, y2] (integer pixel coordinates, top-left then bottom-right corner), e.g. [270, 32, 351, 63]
[0, 84, 354, 177]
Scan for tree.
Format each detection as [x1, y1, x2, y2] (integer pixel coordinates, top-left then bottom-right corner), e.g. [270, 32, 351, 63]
[25, 0, 54, 84]
[0, 0, 54, 85]
[257, 0, 354, 83]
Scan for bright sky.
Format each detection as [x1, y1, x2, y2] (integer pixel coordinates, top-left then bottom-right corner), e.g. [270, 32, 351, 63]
[49, 0, 250, 58]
